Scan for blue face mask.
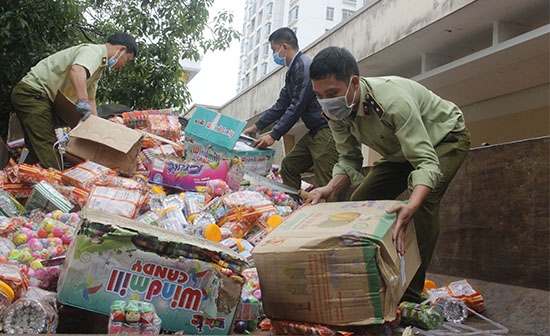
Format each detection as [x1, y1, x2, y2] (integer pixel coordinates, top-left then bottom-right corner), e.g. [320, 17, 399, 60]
[272, 45, 286, 66]
[107, 50, 123, 69]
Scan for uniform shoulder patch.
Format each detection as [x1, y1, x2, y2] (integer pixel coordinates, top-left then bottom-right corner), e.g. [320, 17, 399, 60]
[364, 93, 385, 119]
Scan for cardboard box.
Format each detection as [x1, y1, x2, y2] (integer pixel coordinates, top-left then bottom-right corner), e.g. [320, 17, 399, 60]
[184, 107, 275, 176]
[66, 115, 143, 176]
[57, 208, 248, 334]
[251, 200, 421, 326]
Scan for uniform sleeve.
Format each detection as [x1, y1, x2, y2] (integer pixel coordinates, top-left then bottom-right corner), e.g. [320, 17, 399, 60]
[330, 118, 366, 187]
[255, 85, 291, 132]
[73, 45, 103, 79]
[388, 97, 442, 189]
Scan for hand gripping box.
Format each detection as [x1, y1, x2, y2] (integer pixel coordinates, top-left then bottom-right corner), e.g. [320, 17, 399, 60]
[57, 208, 248, 334]
[251, 200, 421, 326]
[184, 107, 275, 176]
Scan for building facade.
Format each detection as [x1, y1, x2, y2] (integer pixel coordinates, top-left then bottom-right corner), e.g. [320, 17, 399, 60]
[237, 0, 372, 92]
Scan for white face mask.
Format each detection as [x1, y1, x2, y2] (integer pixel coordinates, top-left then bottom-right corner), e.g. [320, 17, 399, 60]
[318, 77, 356, 120]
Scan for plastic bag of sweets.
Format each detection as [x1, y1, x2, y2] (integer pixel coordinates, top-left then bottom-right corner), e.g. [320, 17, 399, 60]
[108, 300, 162, 335]
[86, 185, 147, 219]
[446, 279, 484, 313]
[2, 296, 58, 334]
[60, 160, 117, 190]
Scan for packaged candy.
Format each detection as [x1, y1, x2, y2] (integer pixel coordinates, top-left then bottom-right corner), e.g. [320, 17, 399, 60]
[86, 186, 146, 219]
[0, 262, 28, 300]
[399, 301, 444, 330]
[61, 161, 117, 190]
[148, 157, 230, 192]
[2, 297, 58, 334]
[446, 279, 484, 313]
[108, 300, 162, 335]
[0, 279, 14, 319]
[146, 114, 181, 141]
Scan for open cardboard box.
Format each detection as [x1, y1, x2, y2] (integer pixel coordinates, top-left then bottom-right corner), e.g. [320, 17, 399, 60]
[57, 208, 248, 334]
[184, 107, 275, 176]
[66, 115, 143, 176]
[252, 200, 421, 326]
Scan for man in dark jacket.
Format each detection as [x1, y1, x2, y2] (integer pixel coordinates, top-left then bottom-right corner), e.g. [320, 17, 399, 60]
[243, 28, 338, 193]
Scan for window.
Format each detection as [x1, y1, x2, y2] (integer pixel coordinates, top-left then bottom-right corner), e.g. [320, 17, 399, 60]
[326, 7, 334, 21]
[263, 42, 270, 56]
[254, 47, 259, 65]
[261, 62, 268, 75]
[342, 9, 354, 20]
[288, 6, 299, 23]
[266, 2, 273, 15]
[264, 22, 271, 37]
[363, 0, 371, 6]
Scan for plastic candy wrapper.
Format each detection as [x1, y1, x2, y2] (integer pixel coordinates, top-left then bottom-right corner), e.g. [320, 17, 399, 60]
[3, 182, 34, 199]
[148, 157, 231, 192]
[138, 144, 177, 171]
[234, 267, 262, 330]
[61, 160, 117, 190]
[270, 319, 355, 336]
[0, 191, 25, 217]
[0, 262, 28, 300]
[108, 300, 162, 335]
[86, 185, 147, 219]
[50, 184, 89, 208]
[222, 190, 274, 211]
[2, 296, 58, 334]
[122, 109, 174, 129]
[243, 213, 283, 246]
[146, 114, 181, 141]
[26, 259, 62, 291]
[44, 210, 80, 228]
[443, 279, 484, 313]
[25, 181, 74, 214]
[205, 179, 230, 196]
[37, 217, 75, 246]
[399, 301, 444, 330]
[17, 164, 62, 185]
[3, 158, 19, 183]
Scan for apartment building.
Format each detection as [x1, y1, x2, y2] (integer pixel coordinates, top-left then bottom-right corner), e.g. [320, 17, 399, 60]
[237, 0, 372, 92]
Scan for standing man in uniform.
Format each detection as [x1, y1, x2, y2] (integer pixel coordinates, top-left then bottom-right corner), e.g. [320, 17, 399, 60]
[308, 46, 471, 303]
[243, 28, 338, 194]
[11, 32, 138, 170]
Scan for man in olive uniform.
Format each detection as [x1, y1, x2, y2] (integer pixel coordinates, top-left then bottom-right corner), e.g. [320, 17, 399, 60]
[308, 46, 471, 303]
[11, 32, 138, 170]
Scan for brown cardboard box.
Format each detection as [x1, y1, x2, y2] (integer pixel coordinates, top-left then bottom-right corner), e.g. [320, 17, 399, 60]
[66, 115, 143, 176]
[251, 200, 421, 326]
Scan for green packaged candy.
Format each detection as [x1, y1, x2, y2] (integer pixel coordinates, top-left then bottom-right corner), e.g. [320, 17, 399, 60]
[399, 301, 445, 330]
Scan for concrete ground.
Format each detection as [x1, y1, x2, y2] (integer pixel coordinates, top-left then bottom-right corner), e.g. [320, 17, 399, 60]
[249, 273, 549, 336]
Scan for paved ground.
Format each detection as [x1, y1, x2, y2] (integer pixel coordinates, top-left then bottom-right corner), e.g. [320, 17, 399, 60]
[249, 273, 549, 336]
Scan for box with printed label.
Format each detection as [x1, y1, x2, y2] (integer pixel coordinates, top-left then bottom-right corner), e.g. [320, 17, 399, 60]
[251, 200, 421, 326]
[57, 208, 248, 334]
[184, 107, 274, 176]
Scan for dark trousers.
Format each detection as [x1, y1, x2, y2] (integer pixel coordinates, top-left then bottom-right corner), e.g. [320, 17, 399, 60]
[280, 127, 338, 190]
[350, 128, 471, 302]
[11, 81, 61, 170]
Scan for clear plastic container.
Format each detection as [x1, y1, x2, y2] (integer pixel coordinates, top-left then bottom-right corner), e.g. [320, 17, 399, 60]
[0, 279, 15, 318]
[160, 206, 191, 234]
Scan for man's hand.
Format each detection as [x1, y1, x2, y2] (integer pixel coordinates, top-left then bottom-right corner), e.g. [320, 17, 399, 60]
[75, 99, 92, 121]
[309, 186, 335, 204]
[252, 134, 275, 149]
[387, 203, 416, 255]
[243, 125, 259, 137]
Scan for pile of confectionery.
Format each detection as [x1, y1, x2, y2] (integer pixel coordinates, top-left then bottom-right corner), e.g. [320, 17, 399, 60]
[0, 107, 496, 335]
